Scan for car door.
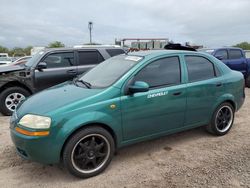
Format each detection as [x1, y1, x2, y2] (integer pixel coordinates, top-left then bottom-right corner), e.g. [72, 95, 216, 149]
[34, 51, 77, 91]
[121, 56, 187, 141]
[184, 55, 225, 126]
[77, 50, 104, 75]
[227, 49, 247, 76]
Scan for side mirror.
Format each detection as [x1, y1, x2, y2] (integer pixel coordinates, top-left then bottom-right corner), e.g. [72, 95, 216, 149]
[129, 81, 149, 94]
[37, 62, 47, 71]
[215, 55, 223, 60]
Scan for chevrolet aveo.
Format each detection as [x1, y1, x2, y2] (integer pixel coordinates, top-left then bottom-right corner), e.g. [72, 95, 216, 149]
[10, 50, 245, 178]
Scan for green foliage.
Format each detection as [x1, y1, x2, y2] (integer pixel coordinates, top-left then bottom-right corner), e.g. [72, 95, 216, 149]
[47, 41, 65, 48]
[0, 41, 66, 57]
[233, 42, 250, 50]
[0, 45, 9, 53]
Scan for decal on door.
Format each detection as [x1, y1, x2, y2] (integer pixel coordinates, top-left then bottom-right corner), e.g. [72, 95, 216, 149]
[147, 91, 168, 99]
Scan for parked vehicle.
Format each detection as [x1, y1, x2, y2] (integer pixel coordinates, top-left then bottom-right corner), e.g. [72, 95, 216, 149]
[245, 50, 250, 58]
[0, 57, 12, 65]
[0, 53, 9, 58]
[199, 47, 250, 87]
[0, 46, 125, 115]
[10, 50, 245, 178]
[11, 56, 32, 66]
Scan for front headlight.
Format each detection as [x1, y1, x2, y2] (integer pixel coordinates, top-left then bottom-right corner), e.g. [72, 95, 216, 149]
[19, 114, 51, 129]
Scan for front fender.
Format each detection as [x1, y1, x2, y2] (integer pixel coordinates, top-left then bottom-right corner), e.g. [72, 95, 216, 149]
[52, 110, 122, 161]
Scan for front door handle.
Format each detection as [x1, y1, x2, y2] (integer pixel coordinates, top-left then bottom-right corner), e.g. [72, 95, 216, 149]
[173, 91, 182, 96]
[216, 82, 222, 87]
[67, 70, 77, 75]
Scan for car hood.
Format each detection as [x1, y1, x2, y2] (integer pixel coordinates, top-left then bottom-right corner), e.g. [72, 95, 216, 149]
[0, 64, 25, 73]
[16, 82, 105, 117]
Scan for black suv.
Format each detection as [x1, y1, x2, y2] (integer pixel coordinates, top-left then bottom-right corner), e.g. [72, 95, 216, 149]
[0, 46, 125, 115]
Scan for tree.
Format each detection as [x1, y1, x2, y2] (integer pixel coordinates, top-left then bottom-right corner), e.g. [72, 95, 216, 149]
[233, 42, 250, 50]
[23, 46, 33, 56]
[11, 47, 26, 56]
[48, 41, 65, 48]
[0, 45, 9, 53]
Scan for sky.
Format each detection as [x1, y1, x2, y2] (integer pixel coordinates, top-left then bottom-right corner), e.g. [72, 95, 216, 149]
[0, 0, 250, 48]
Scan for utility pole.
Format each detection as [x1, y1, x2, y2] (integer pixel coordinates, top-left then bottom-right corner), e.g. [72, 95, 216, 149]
[88, 21, 93, 44]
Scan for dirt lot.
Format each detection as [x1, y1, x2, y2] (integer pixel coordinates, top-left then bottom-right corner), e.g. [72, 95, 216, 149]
[0, 90, 249, 188]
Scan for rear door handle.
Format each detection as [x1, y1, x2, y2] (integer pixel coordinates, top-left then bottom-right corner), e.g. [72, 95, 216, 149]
[216, 82, 222, 87]
[173, 92, 182, 96]
[67, 70, 77, 75]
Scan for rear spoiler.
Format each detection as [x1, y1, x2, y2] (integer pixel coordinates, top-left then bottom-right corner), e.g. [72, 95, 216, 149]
[164, 43, 196, 51]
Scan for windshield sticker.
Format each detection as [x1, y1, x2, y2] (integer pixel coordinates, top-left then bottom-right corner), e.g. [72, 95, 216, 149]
[147, 91, 168, 99]
[125, 56, 142, 62]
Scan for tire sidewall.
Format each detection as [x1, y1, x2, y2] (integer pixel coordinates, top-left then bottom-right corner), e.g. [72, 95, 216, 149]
[0, 87, 30, 116]
[211, 103, 235, 136]
[246, 75, 250, 88]
[63, 127, 115, 178]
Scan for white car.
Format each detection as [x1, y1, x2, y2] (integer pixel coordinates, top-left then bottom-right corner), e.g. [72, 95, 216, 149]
[0, 53, 9, 58]
[0, 57, 12, 65]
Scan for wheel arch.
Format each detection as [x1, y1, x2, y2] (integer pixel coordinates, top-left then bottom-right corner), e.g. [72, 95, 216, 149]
[60, 122, 118, 160]
[0, 81, 33, 94]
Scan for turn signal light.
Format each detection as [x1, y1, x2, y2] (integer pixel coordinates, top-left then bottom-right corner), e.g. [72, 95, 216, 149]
[15, 127, 49, 136]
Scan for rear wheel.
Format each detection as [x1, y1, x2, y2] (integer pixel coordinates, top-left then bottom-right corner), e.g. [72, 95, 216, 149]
[206, 102, 235, 136]
[63, 126, 115, 178]
[0, 87, 30, 116]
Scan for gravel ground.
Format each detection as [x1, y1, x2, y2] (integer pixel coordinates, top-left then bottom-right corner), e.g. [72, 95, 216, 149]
[0, 90, 249, 188]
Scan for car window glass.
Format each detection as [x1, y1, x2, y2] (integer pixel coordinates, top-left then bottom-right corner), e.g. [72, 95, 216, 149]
[185, 56, 215, 82]
[134, 56, 181, 88]
[78, 51, 104, 65]
[79, 55, 141, 88]
[106, 49, 125, 57]
[215, 50, 228, 60]
[229, 50, 243, 59]
[42, 52, 74, 68]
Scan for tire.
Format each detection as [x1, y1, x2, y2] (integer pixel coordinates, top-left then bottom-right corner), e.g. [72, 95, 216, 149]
[206, 102, 235, 136]
[63, 126, 115, 178]
[246, 75, 250, 88]
[0, 87, 30, 116]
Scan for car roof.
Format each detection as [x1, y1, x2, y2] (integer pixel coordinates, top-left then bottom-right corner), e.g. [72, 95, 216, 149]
[128, 50, 198, 58]
[200, 47, 242, 51]
[43, 46, 124, 53]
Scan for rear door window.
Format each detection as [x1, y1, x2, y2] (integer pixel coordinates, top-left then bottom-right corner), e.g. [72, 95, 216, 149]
[78, 51, 104, 65]
[185, 56, 216, 82]
[229, 49, 243, 59]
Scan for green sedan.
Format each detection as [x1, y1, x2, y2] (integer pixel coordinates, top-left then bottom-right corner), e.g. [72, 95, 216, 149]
[10, 50, 245, 178]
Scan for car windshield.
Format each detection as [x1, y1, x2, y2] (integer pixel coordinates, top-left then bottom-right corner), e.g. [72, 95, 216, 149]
[25, 51, 45, 67]
[78, 55, 143, 88]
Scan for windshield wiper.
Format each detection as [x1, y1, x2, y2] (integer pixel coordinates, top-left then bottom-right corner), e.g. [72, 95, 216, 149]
[75, 79, 91, 89]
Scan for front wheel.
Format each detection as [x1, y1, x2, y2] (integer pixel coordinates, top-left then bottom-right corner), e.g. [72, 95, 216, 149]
[0, 87, 30, 116]
[63, 126, 115, 178]
[206, 102, 235, 136]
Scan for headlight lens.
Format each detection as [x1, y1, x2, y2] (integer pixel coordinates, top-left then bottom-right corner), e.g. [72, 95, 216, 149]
[19, 114, 51, 129]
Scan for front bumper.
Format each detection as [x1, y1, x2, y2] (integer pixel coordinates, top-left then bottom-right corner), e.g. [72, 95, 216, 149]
[10, 121, 62, 164]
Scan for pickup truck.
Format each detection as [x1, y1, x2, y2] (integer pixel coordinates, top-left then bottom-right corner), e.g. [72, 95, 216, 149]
[0, 46, 125, 115]
[200, 47, 250, 87]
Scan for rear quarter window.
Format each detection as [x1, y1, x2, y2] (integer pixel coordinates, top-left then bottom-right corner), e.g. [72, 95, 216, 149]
[106, 49, 125, 57]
